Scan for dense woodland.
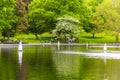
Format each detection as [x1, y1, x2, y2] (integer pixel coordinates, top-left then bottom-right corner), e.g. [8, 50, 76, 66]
[0, 0, 120, 42]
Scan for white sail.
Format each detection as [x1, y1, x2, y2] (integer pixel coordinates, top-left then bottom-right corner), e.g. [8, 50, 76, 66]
[18, 41, 23, 51]
[58, 41, 60, 51]
[104, 43, 107, 51]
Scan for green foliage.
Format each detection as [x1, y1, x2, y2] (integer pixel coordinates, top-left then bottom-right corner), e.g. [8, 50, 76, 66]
[27, 0, 83, 40]
[81, 0, 104, 37]
[0, 0, 19, 39]
[27, 9, 55, 39]
[27, 0, 56, 39]
[93, 0, 120, 42]
[53, 15, 81, 39]
[0, 0, 120, 43]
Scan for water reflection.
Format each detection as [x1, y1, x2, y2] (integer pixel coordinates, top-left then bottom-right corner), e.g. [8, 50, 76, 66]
[104, 50, 107, 65]
[59, 51, 120, 59]
[24, 46, 57, 80]
[58, 41, 60, 51]
[53, 52, 109, 80]
[0, 47, 18, 80]
[18, 51, 23, 69]
[0, 45, 120, 80]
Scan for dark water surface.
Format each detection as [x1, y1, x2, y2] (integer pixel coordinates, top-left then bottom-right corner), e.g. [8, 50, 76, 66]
[0, 45, 120, 80]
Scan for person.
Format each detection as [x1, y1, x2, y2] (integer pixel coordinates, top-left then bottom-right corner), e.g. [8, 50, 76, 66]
[68, 37, 72, 43]
[72, 38, 76, 43]
[51, 38, 54, 43]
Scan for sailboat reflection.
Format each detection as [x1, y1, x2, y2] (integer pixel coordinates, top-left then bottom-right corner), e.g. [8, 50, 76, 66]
[18, 40, 23, 69]
[18, 51, 23, 69]
[17, 51, 28, 80]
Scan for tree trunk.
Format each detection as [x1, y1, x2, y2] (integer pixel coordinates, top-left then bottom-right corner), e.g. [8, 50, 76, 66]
[7, 30, 10, 40]
[35, 33, 38, 40]
[64, 35, 67, 42]
[92, 33, 95, 38]
[115, 32, 119, 43]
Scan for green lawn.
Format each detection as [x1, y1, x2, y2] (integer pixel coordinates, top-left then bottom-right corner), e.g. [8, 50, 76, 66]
[79, 32, 116, 43]
[13, 32, 52, 43]
[1, 31, 118, 44]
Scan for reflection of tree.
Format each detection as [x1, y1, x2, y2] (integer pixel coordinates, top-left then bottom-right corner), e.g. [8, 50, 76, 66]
[1, 46, 120, 80]
[53, 53, 108, 80]
[78, 58, 120, 80]
[53, 53, 81, 80]
[25, 46, 57, 80]
[78, 58, 106, 80]
[106, 60, 120, 80]
[0, 48, 18, 80]
[0, 47, 28, 80]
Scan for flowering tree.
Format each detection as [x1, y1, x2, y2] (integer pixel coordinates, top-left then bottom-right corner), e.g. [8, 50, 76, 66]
[53, 15, 81, 41]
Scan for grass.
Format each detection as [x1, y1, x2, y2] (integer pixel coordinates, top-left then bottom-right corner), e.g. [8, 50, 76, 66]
[13, 32, 52, 43]
[0, 31, 118, 44]
[79, 32, 116, 43]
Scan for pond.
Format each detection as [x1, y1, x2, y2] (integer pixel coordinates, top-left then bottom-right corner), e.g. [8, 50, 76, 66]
[0, 45, 120, 80]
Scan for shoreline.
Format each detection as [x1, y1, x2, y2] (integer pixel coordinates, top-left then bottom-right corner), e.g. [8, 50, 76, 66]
[0, 43, 86, 46]
[0, 43, 120, 46]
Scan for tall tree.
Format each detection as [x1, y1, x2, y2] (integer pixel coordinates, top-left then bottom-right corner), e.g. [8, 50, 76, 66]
[0, 0, 18, 39]
[80, 0, 103, 38]
[27, 9, 55, 39]
[94, 0, 120, 42]
[16, 0, 29, 33]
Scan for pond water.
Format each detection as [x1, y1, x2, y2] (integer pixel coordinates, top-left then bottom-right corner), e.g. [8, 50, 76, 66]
[0, 45, 120, 80]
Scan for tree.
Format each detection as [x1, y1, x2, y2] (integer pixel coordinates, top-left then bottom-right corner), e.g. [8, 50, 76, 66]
[0, 0, 18, 39]
[27, 0, 84, 39]
[27, 0, 56, 39]
[27, 8, 55, 39]
[94, 0, 120, 42]
[16, 0, 29, 33]
[80, 0, 103, 38]
[53, 15, 81, 41]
